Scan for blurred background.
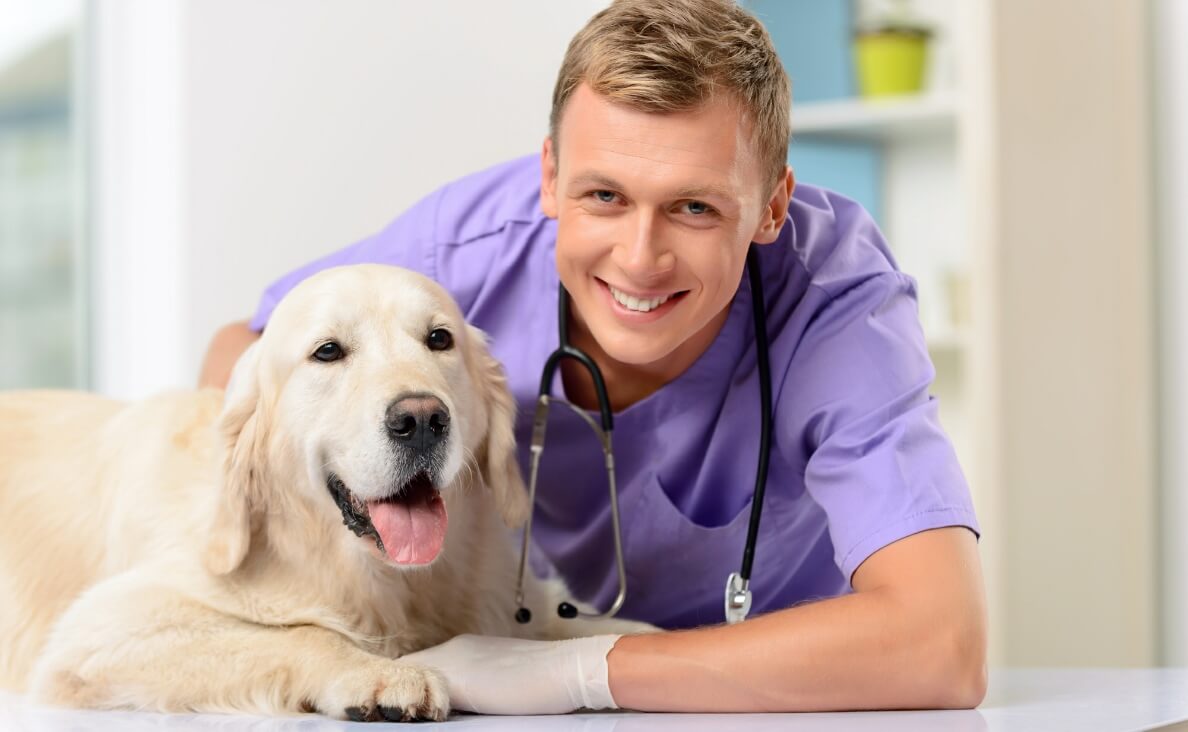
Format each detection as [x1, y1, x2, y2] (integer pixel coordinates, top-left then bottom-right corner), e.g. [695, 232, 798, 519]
[0, 0, 1181, 669]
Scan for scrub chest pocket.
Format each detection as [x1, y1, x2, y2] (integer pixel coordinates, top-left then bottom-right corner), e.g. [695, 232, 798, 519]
[620, 470, 848, 629]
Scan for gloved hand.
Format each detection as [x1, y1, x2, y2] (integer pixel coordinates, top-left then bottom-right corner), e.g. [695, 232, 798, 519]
[398, 633, 622, 715]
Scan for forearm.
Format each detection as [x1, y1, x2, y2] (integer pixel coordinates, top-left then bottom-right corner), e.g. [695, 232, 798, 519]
[198, 320, 260, 388]
[405, 529, 986, 715]
[608, 586, 986, 712]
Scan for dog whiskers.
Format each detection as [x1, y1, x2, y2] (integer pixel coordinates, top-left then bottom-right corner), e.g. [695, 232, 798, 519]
[460, 447, 478, 483]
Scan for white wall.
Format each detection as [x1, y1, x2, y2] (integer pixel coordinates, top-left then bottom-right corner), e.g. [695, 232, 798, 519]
[90, 0, 187, 399]
[0, 0, 76, 69]
[91, 0, 608, 398]
[1156, 0, 1188, 665]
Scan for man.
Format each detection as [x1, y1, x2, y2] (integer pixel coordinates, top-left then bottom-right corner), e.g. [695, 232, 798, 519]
[201, 0, 986, 714]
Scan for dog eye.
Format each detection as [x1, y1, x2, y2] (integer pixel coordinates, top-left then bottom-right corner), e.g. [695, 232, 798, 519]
[426, 328, 453, 352]
[312, 341, 344, 362]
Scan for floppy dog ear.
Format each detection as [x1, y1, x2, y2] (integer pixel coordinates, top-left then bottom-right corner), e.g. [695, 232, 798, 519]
[204, 340, 266, 575]
[468, 325, 530, 528]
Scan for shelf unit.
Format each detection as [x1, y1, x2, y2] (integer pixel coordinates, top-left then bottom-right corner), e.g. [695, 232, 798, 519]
[792, 92, 958, 142]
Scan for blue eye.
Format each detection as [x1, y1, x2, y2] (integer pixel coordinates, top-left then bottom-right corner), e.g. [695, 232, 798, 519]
[685, 201, 711, 215]
[593, 190, 617, 203]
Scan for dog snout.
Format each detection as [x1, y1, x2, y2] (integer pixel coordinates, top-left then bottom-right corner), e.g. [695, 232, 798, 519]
[385, 394, 450, 453]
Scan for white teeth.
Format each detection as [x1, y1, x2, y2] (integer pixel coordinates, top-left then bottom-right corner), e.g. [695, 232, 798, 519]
[608, 284, 672, 313]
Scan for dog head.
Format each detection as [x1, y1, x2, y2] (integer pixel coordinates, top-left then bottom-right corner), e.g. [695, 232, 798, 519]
[203, 264, 528, 575]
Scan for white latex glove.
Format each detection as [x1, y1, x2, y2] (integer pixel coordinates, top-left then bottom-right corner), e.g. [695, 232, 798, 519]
[399, 633, 622, 715]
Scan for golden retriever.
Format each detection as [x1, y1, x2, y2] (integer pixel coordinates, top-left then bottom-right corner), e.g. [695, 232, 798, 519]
[0, 264, 651, 722]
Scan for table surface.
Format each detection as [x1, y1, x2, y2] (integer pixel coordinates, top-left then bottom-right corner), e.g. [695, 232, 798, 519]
[2, 668, 1187, 732]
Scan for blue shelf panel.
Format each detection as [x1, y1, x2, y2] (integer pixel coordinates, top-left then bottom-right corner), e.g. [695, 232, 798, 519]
[746, 0, 855, 103]
[747, 0, 883, 226]
[788, 139, 882, 225]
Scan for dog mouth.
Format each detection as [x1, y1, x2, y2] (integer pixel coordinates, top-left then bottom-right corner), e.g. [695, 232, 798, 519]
[326, 472, 447, 566]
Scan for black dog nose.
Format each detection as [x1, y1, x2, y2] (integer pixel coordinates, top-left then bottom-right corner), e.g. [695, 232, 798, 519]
[385, 394, 450, 452]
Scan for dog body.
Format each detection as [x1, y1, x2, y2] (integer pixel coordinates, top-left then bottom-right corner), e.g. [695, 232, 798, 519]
[0, 265, 649, 721]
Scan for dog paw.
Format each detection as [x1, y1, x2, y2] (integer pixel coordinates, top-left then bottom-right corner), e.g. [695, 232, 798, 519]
[561, 611, 662, 638]
[603, 618, 662, 636]
[318, 661, 449, 722]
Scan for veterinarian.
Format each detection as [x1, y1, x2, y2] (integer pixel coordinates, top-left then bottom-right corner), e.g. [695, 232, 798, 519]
[200, 0, 986, 715]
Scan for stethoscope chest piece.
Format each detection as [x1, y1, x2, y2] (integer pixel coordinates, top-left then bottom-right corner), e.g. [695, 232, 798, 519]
[724, 571, 752, 625]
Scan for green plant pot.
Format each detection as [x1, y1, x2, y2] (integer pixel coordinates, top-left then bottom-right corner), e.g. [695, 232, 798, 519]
[854, 30, 929, 97]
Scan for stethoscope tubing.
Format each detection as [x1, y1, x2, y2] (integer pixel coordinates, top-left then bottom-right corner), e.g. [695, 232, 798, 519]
[515, 244, 771, 625]
[740, 244, 772, 582]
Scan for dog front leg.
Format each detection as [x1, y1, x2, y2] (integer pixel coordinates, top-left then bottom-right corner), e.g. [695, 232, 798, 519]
[28, 572, 449, 721]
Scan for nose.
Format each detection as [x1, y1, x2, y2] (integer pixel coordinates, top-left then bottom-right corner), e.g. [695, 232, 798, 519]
[613, 209, 676, 281]
[385, 394, 450, 453]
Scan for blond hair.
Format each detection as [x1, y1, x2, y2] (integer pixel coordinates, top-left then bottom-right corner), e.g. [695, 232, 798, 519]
[550, 0, 791, 187]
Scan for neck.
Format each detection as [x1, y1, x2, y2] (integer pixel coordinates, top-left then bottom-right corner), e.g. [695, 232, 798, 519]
[561, 297, 731, 413]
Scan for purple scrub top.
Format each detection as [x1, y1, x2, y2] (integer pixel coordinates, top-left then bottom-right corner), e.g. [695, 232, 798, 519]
[250, 154, 980, 630]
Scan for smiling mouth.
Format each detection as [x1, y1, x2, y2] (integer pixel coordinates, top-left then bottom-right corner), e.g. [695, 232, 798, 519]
[597, 279, 689, 315]
[326, 472, 448, 565]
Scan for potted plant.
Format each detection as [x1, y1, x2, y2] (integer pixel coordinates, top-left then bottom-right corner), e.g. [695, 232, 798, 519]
[853, 0, 933, 97]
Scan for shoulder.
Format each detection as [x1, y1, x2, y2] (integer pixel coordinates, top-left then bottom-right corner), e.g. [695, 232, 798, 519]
[429, 154, 556, 316]
[758, 184, 925, 418]
[249, 154, 550, 332]
[433, 153, 548, 246]
[761, 182, 902, 304]
[763, 186, 935, 461]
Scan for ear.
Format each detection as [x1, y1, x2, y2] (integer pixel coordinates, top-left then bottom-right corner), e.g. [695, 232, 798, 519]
[540, 136, 559, 219]
[467, 325, 530, 528]
[752, 165, 795, 245]
[204, 340, 266, 575]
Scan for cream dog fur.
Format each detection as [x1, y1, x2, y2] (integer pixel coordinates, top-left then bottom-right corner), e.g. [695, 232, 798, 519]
[0, 264, 650, 722]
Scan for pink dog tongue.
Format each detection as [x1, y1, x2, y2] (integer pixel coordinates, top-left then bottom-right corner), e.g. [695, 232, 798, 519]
[366, 488, 447, 565]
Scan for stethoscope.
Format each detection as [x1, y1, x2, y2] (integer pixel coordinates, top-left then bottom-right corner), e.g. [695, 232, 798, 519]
[514, 243, 772, 626]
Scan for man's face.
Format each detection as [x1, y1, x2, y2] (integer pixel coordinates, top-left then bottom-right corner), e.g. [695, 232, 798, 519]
[541, 84, 787, 371]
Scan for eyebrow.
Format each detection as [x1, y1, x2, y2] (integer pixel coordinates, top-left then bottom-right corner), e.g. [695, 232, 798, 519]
[672, 183, 736, 202]
[569, 171, 625, 191]
[568, 171, 738, 204]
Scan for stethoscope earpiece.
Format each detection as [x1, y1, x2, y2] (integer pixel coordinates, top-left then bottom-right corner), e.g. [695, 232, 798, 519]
[514, 607, 532, 624]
